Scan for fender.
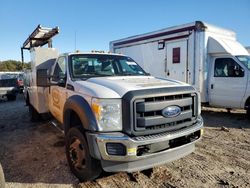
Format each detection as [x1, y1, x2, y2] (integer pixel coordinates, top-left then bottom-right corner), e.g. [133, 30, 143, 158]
[63, 95, 98, 133]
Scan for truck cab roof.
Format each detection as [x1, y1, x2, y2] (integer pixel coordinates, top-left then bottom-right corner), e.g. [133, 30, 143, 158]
[61, 51, 125, 57]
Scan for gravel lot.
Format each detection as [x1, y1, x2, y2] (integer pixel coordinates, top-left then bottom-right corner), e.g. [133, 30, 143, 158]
[0, 94, 249, 188]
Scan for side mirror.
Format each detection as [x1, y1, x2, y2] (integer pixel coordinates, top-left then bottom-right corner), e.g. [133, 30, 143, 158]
[37, 69, 49, 87]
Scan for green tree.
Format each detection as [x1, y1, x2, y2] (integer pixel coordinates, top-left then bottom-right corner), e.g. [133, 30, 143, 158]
[0, 60, 31, 71]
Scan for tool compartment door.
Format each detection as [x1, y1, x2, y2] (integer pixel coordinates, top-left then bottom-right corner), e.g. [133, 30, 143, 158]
[165, 40, 188, 82]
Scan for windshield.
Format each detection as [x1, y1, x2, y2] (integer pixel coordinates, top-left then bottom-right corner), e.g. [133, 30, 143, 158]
[236, 55, 250, 70]
[69, 54, 146, 79]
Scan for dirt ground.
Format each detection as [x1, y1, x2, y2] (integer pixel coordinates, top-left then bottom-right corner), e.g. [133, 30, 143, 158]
[0, 94, 249, 188]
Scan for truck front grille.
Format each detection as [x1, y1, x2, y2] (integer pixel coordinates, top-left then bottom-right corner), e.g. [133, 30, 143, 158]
[133, 93, 197, 135]
[122, 86, 198, 136]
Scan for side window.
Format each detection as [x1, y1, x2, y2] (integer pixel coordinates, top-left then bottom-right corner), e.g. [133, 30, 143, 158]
[172, 47, 180, 64]
[52, 57, 66, 81]
[214, 58, 244, 77]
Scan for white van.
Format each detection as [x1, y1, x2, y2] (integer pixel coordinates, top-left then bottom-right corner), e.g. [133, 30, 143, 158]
[110, 21, 250, 118]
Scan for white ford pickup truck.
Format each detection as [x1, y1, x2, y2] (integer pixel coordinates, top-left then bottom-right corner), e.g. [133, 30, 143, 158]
[23, 26, 203, 181]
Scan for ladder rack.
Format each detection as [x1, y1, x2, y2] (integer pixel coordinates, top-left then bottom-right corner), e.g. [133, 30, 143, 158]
[21, 25, 59, 62]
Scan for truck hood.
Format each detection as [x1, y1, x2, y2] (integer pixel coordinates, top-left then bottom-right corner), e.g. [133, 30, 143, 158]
[78, 76, 189, 98]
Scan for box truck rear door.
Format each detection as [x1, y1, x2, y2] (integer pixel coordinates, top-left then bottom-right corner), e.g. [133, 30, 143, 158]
[165, 40, 188, 83]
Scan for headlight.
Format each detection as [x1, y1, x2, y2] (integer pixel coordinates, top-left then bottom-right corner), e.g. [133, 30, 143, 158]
[91, 98, 122, 131]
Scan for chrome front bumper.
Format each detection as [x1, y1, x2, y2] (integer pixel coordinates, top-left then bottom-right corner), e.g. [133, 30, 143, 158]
[87, 117, 203, 162]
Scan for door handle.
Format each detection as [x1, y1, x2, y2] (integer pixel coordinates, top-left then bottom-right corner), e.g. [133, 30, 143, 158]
[66, 84, 74, 91]
[164, 58, 167, 73]
[167, 70, 170, 76]
[211, 84, 214, 89]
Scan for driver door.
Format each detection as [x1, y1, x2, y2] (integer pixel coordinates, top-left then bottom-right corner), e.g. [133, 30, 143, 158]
[49, 56, 68, 124]
[209, 57, 247, 108]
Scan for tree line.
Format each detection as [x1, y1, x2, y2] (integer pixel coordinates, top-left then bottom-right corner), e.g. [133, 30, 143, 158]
[0, 60, 31, 71]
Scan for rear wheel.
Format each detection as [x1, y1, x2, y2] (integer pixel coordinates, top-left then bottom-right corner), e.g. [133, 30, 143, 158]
[6, 94, 16, 101]
[29, 105, 41, 122]
[0, 163, 5, 188]
[65, 127, 102, 181]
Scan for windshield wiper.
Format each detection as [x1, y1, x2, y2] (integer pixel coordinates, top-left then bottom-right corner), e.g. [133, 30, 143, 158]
[115, 72, 142, 76]
[75, 73, 114, 79]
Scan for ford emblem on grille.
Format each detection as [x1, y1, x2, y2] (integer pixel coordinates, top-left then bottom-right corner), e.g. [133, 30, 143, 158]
[162, 106, 181, 118]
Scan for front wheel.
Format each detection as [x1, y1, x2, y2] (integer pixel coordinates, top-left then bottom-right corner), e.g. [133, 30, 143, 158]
[65, 127, 102, 181]
[247, 108, 250, 120]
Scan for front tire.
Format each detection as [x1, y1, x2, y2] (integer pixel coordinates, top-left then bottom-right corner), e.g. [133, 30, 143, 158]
[65, 127, 102, 181]
[247, 108, 250, 120]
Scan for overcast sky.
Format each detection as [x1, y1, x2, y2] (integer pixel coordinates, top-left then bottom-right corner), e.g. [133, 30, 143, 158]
[0, 0, 250, 61]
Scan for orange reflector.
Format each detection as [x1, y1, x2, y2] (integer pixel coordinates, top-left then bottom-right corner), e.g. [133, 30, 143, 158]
[92, 103, 101, 120]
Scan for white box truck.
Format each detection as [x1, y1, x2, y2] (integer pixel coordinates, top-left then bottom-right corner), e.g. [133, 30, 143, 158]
[22, 25, 203, 181]
[110, 21, 250, 118]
